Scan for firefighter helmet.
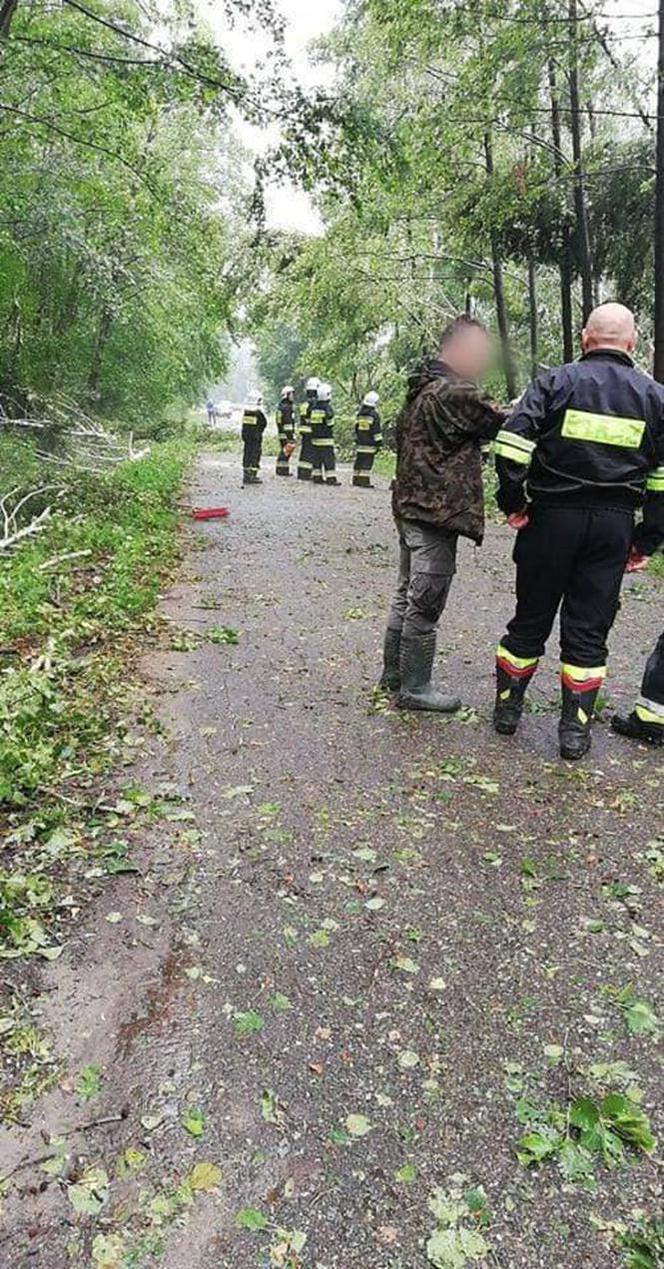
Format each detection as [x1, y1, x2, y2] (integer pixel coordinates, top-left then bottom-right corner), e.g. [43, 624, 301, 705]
[317, 382, 332, 402]
[305, 376, 320, 393]
[281, 384, 294, 398]
[363, 391, 380, 407]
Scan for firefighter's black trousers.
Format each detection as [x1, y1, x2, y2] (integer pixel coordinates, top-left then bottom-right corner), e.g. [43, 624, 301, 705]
[353, 449, 376, 486]
[640, 631, 664, 709]
[502, 505, 633, 667]
[297, 432, 313, 480]
[276, 433, 293, 476]
[312, 441, 336, 483]
[242, 425, 262, 479]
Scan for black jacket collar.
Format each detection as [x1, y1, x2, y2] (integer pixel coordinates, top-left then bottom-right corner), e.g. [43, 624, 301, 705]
[580, 348, 634, 367]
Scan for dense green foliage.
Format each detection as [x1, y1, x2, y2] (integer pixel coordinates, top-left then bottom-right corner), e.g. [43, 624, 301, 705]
[250, 0, 660, 414]
[0, 0, 265, 424]
[0, 439, 191, 806]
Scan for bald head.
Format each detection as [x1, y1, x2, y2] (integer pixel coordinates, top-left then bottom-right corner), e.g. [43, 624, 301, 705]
[582, 303, 636, 356]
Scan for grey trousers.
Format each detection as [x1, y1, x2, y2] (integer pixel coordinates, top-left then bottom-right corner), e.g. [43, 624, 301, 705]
[387, 517, 458, 638]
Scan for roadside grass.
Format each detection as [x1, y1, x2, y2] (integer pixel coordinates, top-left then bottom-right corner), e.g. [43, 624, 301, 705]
[0, 437, 193, 1118]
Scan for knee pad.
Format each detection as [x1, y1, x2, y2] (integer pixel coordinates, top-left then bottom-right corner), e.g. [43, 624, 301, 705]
[409, 573, 452, 625]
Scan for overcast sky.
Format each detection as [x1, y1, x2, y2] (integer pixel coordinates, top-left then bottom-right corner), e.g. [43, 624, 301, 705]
[197, 0, 343, 233]
[196, 0, 657, 234]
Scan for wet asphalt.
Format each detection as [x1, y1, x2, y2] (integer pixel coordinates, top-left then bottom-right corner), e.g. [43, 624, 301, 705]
[2, 451, 662, 1269]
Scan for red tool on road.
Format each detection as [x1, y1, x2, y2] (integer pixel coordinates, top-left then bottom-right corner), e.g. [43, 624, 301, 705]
[190, 506, 230, 521]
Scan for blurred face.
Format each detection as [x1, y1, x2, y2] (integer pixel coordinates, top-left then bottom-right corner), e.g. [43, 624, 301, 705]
[442, 326, 494, 381]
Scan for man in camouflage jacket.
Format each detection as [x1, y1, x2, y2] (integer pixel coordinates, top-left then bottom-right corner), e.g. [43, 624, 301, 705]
[381, 316, 505, 711]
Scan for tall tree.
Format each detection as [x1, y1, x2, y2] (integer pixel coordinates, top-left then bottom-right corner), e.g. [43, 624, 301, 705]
[655, 0, 664, 381]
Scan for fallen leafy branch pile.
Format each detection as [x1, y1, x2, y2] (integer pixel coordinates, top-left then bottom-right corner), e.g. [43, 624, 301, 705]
[0, 440, 191, 1107]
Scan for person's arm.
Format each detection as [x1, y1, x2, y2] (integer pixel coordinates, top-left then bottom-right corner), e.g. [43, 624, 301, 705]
[373, 409, 383, 448]
[632, 444, 664, 559]
[495, 373, 551, 516]
[444, 383, 506, 443]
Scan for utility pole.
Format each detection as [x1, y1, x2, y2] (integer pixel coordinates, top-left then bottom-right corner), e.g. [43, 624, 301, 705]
[654, 0, 664, 381]
[0, 0, 19, 40]
[568, 0, 594, 322]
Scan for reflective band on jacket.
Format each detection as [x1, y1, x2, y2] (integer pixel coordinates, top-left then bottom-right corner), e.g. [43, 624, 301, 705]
[495, 430, 536, 465]
[299, 425, 312, 434]
[357, 420, 372, 431]
[636, 694, 664, 721]
[561, 408, 646, 449]
[356, 445, 377, 454]
[374, 433, 383, 443]
[312, 438, 335, 447]
[496, 644, 539, 672]
[646, 465, 664, 492]
[242, 415, 258, 426]
[310, 410, 327, 423]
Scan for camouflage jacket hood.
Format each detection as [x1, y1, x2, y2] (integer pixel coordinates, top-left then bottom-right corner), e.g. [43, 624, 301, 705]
[392, 359, 504, 544]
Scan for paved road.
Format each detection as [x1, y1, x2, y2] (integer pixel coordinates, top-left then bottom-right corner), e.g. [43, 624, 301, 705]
[4, 453, 662, 1268]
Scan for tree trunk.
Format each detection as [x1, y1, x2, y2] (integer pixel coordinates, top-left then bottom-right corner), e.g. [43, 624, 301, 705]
[88, 310, 112, 397]
[548, 61, 575, 361]
[0, 0, 19, 39]
[567, 0, 594, 322]
[527, 249, 539, 378]
[484, 131, 517, 398]
[654, 0, 664, 381]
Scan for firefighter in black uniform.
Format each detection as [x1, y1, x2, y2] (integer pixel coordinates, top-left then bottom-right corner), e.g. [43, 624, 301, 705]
[493, 302, 664, 760]
[611, 487, 664, 747]
[352, 391, 383, 488]
[275, 385, 296, 477]
[241, 390, 268, 486]
[311, 382, 339, 486]
[297, 376, 319, 481]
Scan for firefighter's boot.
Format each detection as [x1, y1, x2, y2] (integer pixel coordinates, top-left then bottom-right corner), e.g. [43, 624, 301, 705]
[493, 647, 539, 735]
[397, 631, 461, 713]
[559, 666, 605, 761]
[611, 708, 664, 747]
[378, 628, 401, 693]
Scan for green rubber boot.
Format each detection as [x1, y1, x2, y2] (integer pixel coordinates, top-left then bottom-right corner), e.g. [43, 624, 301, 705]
[397, 631, 461, 713]
[378, 628, 402, 692]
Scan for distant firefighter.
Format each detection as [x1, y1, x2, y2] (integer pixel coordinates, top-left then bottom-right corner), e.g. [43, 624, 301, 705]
[297, 377, 319, 481]
[275, 385, 296, 477]
[241, 390, 267, 486]
[352, 391, 382, 488]
[311, 382, 339, 486]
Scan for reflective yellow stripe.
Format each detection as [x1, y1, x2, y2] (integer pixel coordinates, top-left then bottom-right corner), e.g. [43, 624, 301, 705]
[357, 420, 371, 431]
[562, 409, 645, 449]
[496, 644, 539, 670]
[495, 430, 535, 465]
[356, 446, 377, 454]
[310, 410, 327, 423]
[312, 438, 335, 447]
[374, 433, 383, 443]
[297, 460, 313, 469]
[561, 663, 607, 682]
[299, 426, 312, 434]
[635, 704, 664, 725]
[497, 429, 536, 453]
[636, 695, 664, 722]
[646, 465, 664, 492]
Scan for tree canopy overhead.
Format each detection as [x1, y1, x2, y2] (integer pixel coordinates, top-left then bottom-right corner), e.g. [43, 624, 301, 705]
[250, 0, 662, 408]
[0, 0, 289, 422]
